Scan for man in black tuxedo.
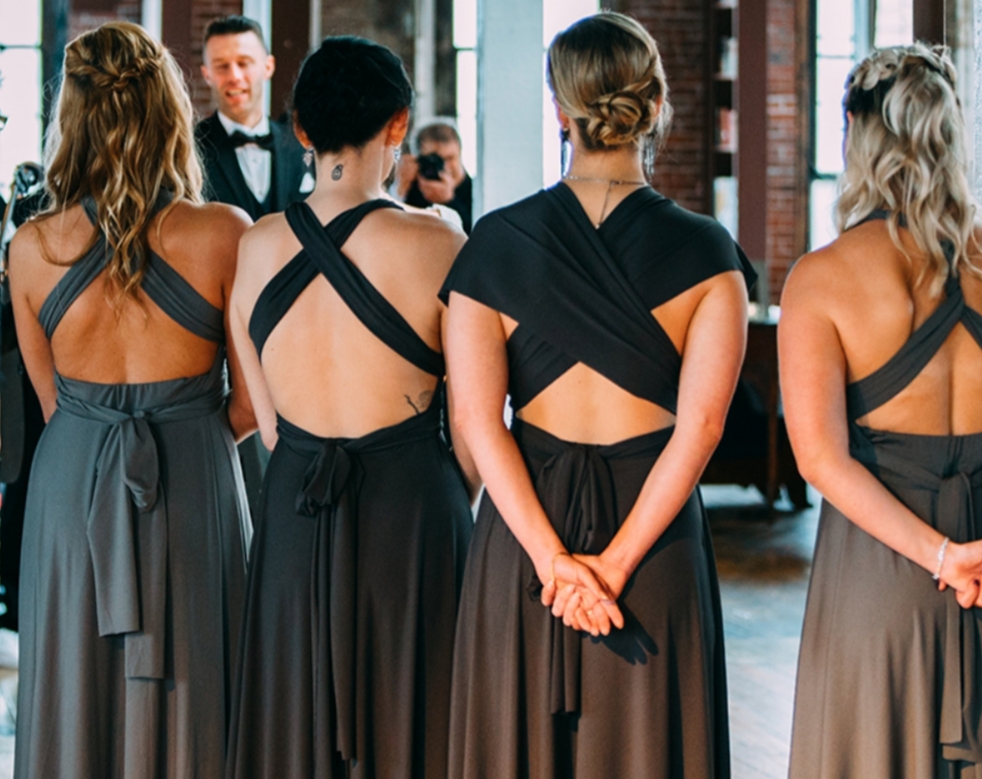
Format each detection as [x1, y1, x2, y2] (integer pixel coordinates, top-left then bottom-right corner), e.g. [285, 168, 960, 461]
[196, 15, 311, 222]
[196, 15, 312, 517]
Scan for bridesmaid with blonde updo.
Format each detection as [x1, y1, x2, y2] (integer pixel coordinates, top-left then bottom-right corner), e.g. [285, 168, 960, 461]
[443, 12, 753, 778]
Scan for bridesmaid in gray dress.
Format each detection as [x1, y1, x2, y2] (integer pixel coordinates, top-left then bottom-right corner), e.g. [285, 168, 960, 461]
[782, 44, 982, 778]
[8, 22, 254, 778]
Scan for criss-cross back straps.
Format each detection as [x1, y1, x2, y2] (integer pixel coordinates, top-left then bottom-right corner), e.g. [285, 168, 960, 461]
[249, 200, 394, 357]
[279, 200, 445, 377]
[510, 184, 682, 413]
[846, 275, 966, 419]
[846, 217, 982, 419]
[37, 195, 223, 342]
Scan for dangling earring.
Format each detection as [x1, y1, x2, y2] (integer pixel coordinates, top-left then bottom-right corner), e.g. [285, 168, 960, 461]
[393, 146, 402, 164]
[303, 147, 314, 167]
[643, 136, 655, 180]
[560, 127, 571, 177]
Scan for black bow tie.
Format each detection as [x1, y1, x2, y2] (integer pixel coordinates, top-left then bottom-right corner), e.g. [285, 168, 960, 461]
[228, 130, 274, 150]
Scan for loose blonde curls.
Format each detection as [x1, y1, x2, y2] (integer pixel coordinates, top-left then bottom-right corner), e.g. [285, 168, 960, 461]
[547, 12, 672, 154]
[37, 21, 203, 303]
[837, 43, 981, 293]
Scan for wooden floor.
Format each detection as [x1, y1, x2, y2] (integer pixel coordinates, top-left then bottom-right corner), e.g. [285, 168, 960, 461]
[707, 485, 820, 779]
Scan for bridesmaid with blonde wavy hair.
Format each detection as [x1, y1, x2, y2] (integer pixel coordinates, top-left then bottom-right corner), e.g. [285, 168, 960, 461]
[9, 22, 254, 778]
[782, 44, 982, 778]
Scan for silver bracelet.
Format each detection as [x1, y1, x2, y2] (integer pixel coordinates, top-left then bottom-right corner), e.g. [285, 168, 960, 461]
[932, 537, 950, 581]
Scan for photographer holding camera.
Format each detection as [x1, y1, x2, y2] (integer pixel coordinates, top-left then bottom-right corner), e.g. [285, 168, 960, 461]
[395, 120, 473, 233]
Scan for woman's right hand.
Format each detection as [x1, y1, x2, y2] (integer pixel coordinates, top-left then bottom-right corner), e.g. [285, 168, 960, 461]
[938, 540, 982, 608]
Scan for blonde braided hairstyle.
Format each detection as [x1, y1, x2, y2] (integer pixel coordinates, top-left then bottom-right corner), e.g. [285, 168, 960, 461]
[837, 43, 981, 292]
[37, 21, 203, 304]
[547, 12, 672, 157]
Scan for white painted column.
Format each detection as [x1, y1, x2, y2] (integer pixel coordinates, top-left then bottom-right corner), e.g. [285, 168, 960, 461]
[242, 0, 273, 116]
[974, 0, 982, 197]
[475, 0, 543, 217]
[141, 0, 162, 40]
[310, 0, 323, 49]
[414, 0, 437, 123]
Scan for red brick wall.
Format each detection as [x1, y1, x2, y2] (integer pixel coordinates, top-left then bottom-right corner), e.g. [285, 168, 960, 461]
[618, 0, 809, 301]
[317, 0, 417, 89]
[615, 0, 711, 215]
[68, 0, 242, 117]
[765, 0, 808, 299]
[69, 3, 140, 42]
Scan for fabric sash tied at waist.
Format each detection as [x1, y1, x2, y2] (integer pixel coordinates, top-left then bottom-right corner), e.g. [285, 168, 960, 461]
[280, 400, 442, 767]
[296, 439, 359, 765]
[853, 443, 982, 762]
[531, 443, 618, 716]
[56, 385, 224, 680]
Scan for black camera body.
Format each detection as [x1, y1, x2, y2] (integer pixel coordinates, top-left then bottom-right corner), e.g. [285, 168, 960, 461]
[416, 152, 445, 181]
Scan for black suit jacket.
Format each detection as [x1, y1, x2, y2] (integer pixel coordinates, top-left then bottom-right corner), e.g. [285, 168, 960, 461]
[195, 112, 308, 220]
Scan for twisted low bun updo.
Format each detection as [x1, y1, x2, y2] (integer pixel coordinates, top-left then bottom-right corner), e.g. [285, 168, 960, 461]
[293, 36, 413, 155]
[547, 12, 671, 153]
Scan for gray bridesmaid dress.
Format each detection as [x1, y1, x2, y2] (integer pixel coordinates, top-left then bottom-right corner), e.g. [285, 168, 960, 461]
[14, 198, 252, 778]
[789, 217, 982, 778]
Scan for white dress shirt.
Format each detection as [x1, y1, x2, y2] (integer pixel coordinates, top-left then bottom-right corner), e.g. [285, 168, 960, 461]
[217, 112, 272, 204]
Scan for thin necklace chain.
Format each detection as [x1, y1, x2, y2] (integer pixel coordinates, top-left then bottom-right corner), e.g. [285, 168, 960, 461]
[563, 174, 647, 228]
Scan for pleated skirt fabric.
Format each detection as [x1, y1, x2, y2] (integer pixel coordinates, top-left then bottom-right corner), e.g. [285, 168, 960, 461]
[225, 406, 473, 779]
[789, 426, 982, 779]
[15, 372, 251, 779]
[449, 419, 730, 778]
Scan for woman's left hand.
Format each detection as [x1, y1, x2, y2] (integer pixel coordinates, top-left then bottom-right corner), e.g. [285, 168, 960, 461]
[541, 553, 626, 636]
[543, 553, 630, 636]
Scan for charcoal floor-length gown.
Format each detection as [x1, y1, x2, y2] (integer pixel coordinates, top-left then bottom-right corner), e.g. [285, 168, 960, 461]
[789, 216, 982, 779]
[14, 198, 252, 778]
[440, 183, 755, 778]
[225, 200, 473, 779]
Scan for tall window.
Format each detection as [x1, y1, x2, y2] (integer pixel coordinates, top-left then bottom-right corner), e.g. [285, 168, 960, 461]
[810, 0, 912, 250]
[0, 1, 43, 195]
[453, 0, 599, 188]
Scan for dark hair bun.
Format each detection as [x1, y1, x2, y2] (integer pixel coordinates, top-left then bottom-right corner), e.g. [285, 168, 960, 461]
[293, 36, 413, 154]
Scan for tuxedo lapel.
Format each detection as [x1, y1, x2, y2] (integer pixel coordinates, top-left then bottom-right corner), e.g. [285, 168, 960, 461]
[270, 122, 302, 213]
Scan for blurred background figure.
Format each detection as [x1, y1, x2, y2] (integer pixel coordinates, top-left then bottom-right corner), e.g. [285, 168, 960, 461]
[197, 14, 312, 519]
[395, 120, 473, 233]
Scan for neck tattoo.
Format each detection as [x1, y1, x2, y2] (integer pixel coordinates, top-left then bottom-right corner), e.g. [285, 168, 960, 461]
[331, 164, 344, 181]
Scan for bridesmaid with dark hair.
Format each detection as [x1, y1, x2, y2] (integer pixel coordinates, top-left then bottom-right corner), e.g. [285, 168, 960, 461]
[443, 12, 753, 778]
[224, 36, 476, 779]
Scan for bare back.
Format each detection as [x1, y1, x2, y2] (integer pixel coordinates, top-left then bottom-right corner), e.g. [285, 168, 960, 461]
[10, 200, 249, 416]
[807, 219, 982, 436]
[233, 198, 464, 439]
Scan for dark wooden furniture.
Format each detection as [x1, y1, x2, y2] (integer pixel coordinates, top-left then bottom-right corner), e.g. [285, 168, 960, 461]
[701, 316, 809, 509]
